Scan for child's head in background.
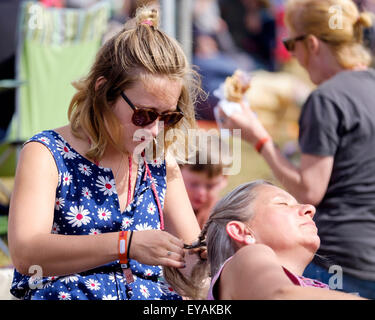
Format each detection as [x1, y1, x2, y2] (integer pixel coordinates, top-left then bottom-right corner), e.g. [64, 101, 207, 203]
[180, 132, 230, 228]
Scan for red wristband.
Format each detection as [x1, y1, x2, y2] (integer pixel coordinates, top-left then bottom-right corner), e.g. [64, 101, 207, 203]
[255, 137, 271, 153]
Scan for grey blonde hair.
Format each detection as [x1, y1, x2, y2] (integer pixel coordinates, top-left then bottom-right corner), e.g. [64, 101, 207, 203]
[164, 180, 272, 299]
[285, 0, 373, 69]
[68, 6, 202, 161]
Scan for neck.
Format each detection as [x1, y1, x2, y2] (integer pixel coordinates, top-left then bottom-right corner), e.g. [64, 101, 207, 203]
[311, 43, 345, 84]
[318, 59, 344, 84]
[274, 247, 314, 276]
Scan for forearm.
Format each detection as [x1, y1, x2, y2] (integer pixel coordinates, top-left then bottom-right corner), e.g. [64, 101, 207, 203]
[12, 232, 119, 277]
[11, 229, 186, 277]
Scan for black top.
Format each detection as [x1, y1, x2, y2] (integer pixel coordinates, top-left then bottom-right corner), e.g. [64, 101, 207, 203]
[299, 69, 375, 280]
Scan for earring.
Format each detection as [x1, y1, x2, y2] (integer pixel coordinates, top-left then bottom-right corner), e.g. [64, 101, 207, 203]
[245, 235, 256, 245]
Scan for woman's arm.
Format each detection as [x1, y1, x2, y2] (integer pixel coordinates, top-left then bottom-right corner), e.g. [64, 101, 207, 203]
[163, 152, 201, 244]
[220, 104, 333, 205]
[260, 142, 333, 205]
[8, 142, 185, 276]
[220, 245, 364, 300]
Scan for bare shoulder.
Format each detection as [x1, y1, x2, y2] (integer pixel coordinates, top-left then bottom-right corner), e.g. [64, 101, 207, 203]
[220, 244, 288, 299]
[18, 138, 59, 181]
[21, 139, 55, 162]
[227, 244, 279, 272]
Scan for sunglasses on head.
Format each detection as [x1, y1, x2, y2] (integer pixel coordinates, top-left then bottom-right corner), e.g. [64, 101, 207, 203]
[120, 91, 184, 127]
[282, 34, 308, 52]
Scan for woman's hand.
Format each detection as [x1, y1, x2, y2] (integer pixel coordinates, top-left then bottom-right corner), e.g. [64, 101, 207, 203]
[218, 102, 270, 145]
[129, 230, 186, 268]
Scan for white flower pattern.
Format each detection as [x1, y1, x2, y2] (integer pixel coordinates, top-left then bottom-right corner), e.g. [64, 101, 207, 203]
[66, 205, 91, 227]
[97, 208, 111, 221]
[55, 197, 65, 210]
[95, 176, 117, 196]
[147, 202, 156, 215]
[56, 139, 77, 160]
[62, 172, 73, 186]
[58, 292, 71, 300]
[82, 187, 92, 199]
[121, 217, 134, 229]
[85, 279, 101, 291]
[78, 163, 92, 176]
[51, 222, 60, 234]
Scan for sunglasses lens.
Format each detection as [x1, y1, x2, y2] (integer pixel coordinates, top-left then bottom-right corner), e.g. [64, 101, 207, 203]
[283, 39, 293, 52]
[132, 107, 184, 127]
[161, 112, 183, 126]
[132, 109, 158, 126]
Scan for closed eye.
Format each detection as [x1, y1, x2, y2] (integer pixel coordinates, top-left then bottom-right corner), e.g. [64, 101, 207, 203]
[277, 202, 289, 206]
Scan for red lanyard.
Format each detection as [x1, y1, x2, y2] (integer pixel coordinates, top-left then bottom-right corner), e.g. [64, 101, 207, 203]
[124, 154, 164, 230]
[91, 144, 164, 230]
[126, 156, 132, 207]
[142, 155, 165, 230]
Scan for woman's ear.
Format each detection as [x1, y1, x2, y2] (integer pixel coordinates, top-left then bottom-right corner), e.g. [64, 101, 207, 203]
[95, 76, 107, 91]
[226, 221, 256, 246]
[306, 35, 320, 55]
[226, 221, 249, 245]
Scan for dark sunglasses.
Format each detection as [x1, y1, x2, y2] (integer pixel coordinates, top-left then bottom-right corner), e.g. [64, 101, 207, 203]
[120, 91, 184, 127]
[282, 34, 308, 52]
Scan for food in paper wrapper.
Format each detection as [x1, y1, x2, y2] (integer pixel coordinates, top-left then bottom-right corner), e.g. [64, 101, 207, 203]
[224, 70, 251, 103]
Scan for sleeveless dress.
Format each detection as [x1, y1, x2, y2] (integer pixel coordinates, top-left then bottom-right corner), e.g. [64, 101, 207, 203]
[10, 130, 181, 300]
[207, 256, 329, 300]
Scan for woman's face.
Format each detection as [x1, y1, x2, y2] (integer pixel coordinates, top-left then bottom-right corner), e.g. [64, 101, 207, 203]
[249, 184, 320, 255]
[286, 27, 323, 85]
[111, 75, 182, 155]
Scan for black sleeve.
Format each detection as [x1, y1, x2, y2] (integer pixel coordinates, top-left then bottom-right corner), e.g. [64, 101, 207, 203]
[298, 92, 340, 157]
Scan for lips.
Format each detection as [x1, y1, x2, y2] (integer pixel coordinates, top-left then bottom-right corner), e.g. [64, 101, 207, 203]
[301, 221, 317, 228]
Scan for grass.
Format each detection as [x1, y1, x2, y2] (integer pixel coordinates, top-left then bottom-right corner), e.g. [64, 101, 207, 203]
[222, 137, 277, 195]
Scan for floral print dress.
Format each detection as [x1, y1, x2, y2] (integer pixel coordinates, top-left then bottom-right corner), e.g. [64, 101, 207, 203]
[10, 130, 181, 300]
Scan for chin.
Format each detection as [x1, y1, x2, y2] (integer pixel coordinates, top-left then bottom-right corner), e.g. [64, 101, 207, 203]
[309, 72, 325, 86]
[192, 203, 203, 211]
[309, 236, 321, 254]
[302, 233, 320, 256]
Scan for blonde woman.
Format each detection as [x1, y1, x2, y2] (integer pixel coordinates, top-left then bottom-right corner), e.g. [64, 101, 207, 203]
[8, 7, 201, 300]
[168, 181, 365, 300]
[219, 0, 375, 298]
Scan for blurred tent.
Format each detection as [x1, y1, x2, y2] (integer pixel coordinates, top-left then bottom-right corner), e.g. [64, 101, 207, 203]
[0, 0, 23, 141]
[7, 0, 110, 145]
[0, 0, 110, 260]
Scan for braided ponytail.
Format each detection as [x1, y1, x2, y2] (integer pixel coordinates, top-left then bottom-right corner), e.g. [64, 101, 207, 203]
[163, 226, 210, 300]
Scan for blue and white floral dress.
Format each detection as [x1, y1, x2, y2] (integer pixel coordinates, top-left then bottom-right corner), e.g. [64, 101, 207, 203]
[10, 130, 181, 300]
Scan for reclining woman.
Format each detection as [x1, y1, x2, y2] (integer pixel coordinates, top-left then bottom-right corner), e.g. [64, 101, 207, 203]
[167, 180, 365, 299]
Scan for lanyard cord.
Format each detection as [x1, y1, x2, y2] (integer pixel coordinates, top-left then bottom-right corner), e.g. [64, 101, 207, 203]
[89, 139, 164, 230]
[142, 156, 165, 230]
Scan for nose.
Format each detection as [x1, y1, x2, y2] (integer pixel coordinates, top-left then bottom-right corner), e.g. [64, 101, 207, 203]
[298, 204, 316, 219]
[196, 185, 207, 199]
[145, 118, 160, 138]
